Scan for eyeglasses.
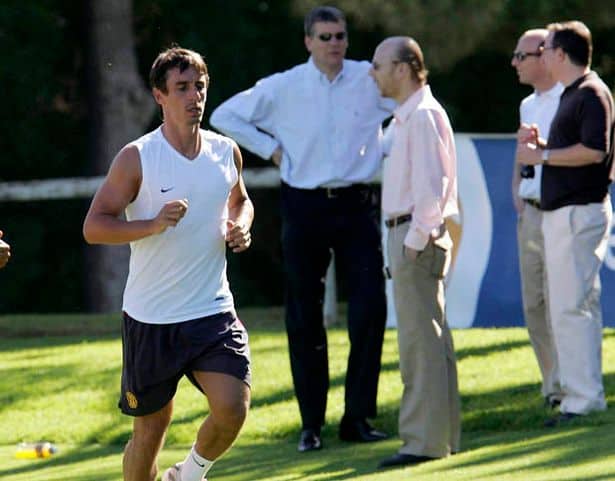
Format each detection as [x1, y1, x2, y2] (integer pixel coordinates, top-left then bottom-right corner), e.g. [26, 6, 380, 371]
[317, 32, 347, 42]
[512, 51, 542, 62]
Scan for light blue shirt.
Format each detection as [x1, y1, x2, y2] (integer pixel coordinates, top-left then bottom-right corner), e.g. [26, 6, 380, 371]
[210, 57, 393, 188]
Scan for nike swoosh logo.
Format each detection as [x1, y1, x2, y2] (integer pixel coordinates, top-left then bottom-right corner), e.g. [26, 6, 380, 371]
[191, 453, 205, 468]
[160, 187, 174, 193]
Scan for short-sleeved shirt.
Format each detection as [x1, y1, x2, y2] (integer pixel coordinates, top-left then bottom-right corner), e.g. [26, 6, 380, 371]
[541, 71, 615, 210]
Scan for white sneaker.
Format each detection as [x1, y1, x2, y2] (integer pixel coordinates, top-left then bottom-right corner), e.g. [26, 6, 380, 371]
[162, 463, 182, 481]
[161, 462, 208, 481]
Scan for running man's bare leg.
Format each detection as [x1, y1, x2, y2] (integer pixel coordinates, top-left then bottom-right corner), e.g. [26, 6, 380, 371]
[123, 400, 173, 481]
[193, 371, 250, 460]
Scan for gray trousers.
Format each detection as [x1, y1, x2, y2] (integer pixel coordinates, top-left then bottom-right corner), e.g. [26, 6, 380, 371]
[517, 202, 562, 401]
[387, 223, 461, 458]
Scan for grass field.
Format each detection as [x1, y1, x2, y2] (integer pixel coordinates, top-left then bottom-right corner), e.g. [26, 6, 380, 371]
[1, 307, 615, 480]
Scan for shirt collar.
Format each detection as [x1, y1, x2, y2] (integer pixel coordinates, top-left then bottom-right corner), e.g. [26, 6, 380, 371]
[306, 56, 346, 84]
[394, 84, 431, 122]
[564, 71, 595, 93]
[536, 82, 564, 99]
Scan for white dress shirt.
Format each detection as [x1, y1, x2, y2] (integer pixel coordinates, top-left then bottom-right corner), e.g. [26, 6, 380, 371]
[518, 82, 564, 200]
[210, 57, 393, 188]
[382, 85, 458, 251]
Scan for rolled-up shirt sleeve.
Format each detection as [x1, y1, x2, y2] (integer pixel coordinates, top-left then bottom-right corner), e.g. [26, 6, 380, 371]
[210, 75, 281, 160]
[404, 110, 450, 251]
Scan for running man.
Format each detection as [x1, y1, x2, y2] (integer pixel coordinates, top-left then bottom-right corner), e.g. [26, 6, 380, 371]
[83, 46, 254, 481]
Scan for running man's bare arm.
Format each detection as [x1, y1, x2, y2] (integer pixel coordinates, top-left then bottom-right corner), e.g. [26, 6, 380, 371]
[83, 146, 188, 245]
[226, 143, 254, 253]
[0, 230, 10, 268]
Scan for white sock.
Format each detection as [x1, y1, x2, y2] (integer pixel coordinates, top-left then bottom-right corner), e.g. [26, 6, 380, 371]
[179, 445, 214, 481]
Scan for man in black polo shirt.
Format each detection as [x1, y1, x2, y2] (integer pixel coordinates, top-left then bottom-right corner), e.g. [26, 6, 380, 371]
[516, 20, 614, 427]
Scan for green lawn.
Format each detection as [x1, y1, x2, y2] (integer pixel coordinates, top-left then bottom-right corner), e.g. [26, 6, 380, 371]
[1, 307, 615, 480]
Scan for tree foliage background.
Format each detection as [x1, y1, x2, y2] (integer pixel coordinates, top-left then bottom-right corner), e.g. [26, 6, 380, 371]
[0, 0, 614, 312]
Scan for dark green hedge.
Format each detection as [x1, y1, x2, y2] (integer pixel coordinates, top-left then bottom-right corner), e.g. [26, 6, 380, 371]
[0, 1, 613, 312]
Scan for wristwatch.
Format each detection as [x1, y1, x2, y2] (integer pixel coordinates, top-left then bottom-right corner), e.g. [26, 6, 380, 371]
[541, 149, 551, 165]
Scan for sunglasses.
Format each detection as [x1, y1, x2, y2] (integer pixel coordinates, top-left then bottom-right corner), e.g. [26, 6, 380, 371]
[317, 32, 347, 42]
[512, 50, 542, 62]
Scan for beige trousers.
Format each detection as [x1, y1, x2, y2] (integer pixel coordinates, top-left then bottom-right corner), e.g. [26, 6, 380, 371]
[542, 198, 612, 415]
[387, 223, 461, 458]
[517, 202, 562, 401]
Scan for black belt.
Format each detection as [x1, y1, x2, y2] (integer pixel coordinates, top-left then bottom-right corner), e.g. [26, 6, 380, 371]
[524, 199, 541, 209]
[283, 182, 369, 199]
[319, 186, 358, 198]
[385, 213, 412, 228]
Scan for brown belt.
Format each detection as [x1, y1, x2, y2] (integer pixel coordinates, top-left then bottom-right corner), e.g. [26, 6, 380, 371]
[385, 213, 413, 228]
[524, 198, 541, 209]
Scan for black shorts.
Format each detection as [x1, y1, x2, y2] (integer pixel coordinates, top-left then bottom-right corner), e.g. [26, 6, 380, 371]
[119, 311, 251, 416]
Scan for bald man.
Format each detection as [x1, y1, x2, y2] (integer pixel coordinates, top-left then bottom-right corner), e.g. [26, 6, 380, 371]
[370, 36, 460, 468]
[511, 29, 564, 409]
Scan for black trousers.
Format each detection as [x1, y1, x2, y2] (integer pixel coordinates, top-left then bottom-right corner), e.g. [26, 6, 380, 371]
[280, 182, 387, 430]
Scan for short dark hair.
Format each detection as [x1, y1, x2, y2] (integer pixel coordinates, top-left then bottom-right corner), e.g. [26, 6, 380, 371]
[547, 21, 592, 67]
[304, 6, 345, 36]
[395, 38, 428, 83]
[149, 46, 209, 93]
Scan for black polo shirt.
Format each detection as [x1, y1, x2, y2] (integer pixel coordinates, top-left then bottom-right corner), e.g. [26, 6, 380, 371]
[541, 71, 614, 210]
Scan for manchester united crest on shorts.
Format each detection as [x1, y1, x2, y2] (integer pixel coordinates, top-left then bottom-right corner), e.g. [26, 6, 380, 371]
[126, 391, 138, 409]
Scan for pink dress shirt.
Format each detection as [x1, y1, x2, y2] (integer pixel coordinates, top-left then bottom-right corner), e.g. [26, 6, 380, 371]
[382, 85, 458, 251]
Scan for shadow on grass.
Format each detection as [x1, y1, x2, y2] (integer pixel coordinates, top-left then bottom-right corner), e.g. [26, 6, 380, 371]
[0, 335, 119, 353]
[212, 419, 615, 480]
[3, 318, 615, 480]
[451, 426, 615, 480]
[0, 357, 120, 418]
[455, 338, 529, 361]
[3, 423, 615, 481]
[3, 328, 613, 443]
[371, 371, 615, 435]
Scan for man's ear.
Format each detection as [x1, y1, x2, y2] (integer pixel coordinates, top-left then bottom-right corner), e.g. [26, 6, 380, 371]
[304, 35, 313, 53]
[152, 87, 165, 106]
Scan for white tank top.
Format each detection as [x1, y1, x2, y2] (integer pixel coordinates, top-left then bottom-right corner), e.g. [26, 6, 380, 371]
[122, 126, 238, 324]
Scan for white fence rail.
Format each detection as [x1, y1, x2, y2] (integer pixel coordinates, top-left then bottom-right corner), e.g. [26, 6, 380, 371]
[0, 168, 283, 201]
[0, 167, 344, 325]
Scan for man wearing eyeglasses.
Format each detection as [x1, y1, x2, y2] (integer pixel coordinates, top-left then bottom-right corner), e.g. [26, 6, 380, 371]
[370, 36, 460, 469]
[511, 29, 564, 411]
[516, 21, 614, 427]
[211, 5, 391, 452]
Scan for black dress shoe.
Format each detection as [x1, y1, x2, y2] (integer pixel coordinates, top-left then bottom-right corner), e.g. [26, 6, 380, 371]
[339, 417, 388, 442]
[544, 412, 581, 428]
[297, 429, 322, 452]
[378, 453, 437, 469]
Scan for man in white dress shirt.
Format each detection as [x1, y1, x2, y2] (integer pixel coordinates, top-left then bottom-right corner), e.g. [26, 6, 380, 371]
[211, 5, 390, 452]
[511, 29, 564, 409]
